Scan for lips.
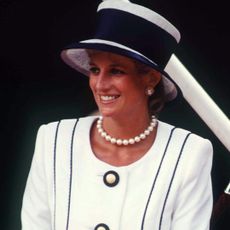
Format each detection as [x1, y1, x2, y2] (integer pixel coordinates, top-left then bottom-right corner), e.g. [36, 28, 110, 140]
[99, 95, 120, 103]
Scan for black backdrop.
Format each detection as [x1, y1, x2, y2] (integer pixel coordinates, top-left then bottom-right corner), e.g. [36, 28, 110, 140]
[1, 0, 229, 229]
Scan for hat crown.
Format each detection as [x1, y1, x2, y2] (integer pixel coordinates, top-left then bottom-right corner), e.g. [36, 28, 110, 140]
[98, 0, 180, 43]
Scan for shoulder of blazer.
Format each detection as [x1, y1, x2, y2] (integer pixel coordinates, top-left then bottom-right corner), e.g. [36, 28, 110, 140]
[41, 116, 97, 131]
[158, 121, 213, 168]
[43, 118, 79, 130]
[35, 118, 80, 173]
[170, 127, 213, 186]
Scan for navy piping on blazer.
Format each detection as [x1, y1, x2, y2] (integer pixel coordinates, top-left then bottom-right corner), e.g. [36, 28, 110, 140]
[66, 119, 79, 230]
[159, 132, 192, 230]
[53, 119, 79, 230]
[141, 127, 176, 230]
[53, 121, 61, 230]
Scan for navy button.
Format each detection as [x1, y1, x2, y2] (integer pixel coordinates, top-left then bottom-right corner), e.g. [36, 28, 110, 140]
[95, 223, 110, 230]
[103, 170, 119, 187]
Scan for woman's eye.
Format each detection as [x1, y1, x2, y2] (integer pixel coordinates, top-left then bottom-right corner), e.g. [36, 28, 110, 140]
[89, 67, 100, 74]
[110, 68, 125, 75]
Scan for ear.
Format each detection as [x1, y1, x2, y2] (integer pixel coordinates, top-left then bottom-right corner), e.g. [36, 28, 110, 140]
[145, 69, 162, 88]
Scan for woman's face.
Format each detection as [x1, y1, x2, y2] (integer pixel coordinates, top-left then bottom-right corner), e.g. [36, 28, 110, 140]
[88, 51, 160, 118]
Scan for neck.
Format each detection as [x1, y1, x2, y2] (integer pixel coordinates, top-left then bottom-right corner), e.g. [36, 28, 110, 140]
[101, 113, 153, 140]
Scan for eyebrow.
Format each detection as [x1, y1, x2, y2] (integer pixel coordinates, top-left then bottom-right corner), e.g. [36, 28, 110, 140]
[110, 63, 125, 68]
[89, 61, 96, 66]
[89, 61, 125, 68]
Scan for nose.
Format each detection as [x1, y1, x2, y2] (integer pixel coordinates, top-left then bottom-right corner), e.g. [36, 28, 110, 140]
[95, 71, 111, 91]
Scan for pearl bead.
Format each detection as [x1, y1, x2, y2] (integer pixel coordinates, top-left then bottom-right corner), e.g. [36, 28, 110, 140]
[123, 140, 129, 145]
[111, 138, 116, 144]
[140, 133, 146, 139]
[116, 139, 122, 145]
[101, 132, 107, 137]
[144, 130, 150, 135]
[129, 138, 135, 144]
[134, 136, 140, 142]
[98, 128, 103, 133]
[148, 126, 154, 131]
[105, 135, 111, 141]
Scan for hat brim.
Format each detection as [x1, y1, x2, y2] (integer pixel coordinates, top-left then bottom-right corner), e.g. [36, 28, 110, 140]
[61, 39, 182, 102]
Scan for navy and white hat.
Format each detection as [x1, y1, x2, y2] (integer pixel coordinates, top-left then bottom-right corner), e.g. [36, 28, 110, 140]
[61, 0, 181, 101]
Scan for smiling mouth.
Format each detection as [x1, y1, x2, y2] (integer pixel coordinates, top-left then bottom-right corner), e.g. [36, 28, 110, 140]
[99, 95, 120, 103]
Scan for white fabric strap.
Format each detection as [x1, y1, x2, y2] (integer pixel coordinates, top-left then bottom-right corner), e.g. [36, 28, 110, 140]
[80, 39, 158, 66]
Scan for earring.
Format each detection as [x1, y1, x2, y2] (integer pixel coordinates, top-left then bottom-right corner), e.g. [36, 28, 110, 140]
[146, 87, 154, 96]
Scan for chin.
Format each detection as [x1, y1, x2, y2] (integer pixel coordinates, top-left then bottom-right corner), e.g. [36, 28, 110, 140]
[99, 108, 118, 118]
[99, 111, 114, 118]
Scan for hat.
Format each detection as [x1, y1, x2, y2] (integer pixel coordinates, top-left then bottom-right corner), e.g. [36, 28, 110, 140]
[61, 0, 181, 101]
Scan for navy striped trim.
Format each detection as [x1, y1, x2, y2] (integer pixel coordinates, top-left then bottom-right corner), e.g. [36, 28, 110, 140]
[141, 127, 176, 230]
[66, 119, 79, 230]
[53, 121, 61, 230]
[158, 132, 192, 229]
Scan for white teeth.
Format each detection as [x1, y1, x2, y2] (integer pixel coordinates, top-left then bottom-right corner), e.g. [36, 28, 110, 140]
[100, 95, 116, 101]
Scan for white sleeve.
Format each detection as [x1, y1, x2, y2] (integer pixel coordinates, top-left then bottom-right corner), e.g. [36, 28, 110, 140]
[171, 137, 213, 230]
[21, 125, 52, 230]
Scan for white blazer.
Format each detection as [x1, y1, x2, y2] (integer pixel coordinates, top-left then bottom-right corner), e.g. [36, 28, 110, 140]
[21, 116, 213, 230]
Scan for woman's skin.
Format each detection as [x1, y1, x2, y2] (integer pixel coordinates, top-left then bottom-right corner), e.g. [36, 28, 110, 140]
[89, 51, 161, 166]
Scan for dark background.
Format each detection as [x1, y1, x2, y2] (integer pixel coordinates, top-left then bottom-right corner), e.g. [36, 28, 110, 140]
[1, 0, 229, 229]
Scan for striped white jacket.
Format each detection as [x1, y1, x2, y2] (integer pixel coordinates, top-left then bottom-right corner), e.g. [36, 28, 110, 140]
[21, 116, 213, 230]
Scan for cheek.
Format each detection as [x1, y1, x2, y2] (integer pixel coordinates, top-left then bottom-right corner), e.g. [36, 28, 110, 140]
[130, 79, 146, 95]
[132, 81, 149, 102]
[119, 76, 145, 96]
[123, 82, 146, 101]
[89, 77, 96, 92]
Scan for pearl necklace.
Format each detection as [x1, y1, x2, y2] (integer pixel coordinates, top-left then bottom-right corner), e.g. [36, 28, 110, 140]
[96, 115, 157, 146]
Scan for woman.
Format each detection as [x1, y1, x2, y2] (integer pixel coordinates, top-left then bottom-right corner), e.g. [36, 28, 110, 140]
[21, 0, 213, 229]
